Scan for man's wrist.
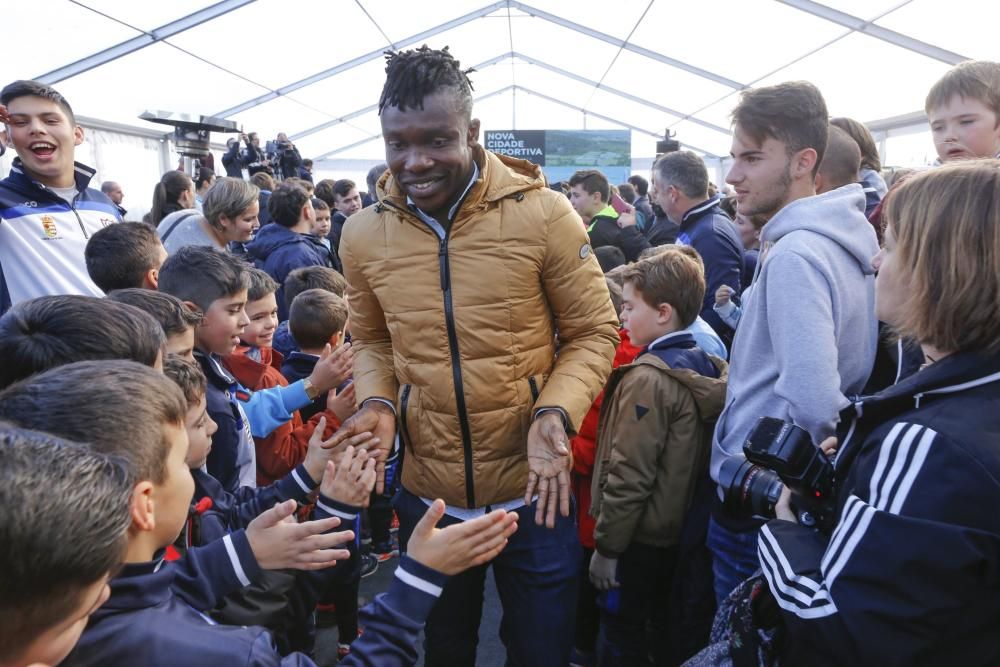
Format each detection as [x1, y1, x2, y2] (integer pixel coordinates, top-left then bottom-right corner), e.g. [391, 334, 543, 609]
[533, 407, 569, 430]
[363, 397, 397, 415]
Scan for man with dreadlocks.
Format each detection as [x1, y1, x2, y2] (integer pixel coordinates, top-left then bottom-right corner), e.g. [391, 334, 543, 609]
[338, 46, 619, 666]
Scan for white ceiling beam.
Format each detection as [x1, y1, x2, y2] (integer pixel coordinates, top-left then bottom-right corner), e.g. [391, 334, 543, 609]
[776, 0, 967, 64]
[35, 0, 257, 84]
[509, 1, 746, 90]
[214, 1, 509, 118]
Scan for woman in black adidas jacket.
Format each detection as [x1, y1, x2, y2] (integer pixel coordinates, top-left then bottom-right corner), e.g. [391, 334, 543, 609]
[760, 161, 1000, 666]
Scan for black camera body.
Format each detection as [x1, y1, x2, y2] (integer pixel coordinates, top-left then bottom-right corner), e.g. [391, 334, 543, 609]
[719, 417, 836, 531]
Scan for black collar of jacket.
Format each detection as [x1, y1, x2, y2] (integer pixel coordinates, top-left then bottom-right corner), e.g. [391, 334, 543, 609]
[7, 157, 97, 199]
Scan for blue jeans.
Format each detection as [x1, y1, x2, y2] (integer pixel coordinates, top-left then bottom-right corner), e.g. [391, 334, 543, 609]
[394, 488, 581, 667]
[706, 516, 761, 605]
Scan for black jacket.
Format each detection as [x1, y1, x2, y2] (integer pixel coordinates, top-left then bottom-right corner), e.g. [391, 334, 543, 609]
[221, 141, 244, 178]
[761, 350, 1000, 666]
[644, 212, 680, 247]
[587, 212, 649, 263]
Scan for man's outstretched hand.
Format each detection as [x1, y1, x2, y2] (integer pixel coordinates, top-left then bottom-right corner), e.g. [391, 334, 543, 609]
[334, 401, 396, 494]
[524, 411, 572, 529]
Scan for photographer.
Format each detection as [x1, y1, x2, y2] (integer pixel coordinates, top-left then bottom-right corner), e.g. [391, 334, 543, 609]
[269, 132, 302, 181]
[754, 163, 1000, 665]
[243, 132, 272, 176]
[221, 135, 246, 178]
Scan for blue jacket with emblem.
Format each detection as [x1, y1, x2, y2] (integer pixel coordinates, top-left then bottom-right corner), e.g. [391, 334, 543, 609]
[674, 195, 744, 345]
[0, 159, 121, 313]
[247, 223, 337, 320]
[760, 350, 1000, 666]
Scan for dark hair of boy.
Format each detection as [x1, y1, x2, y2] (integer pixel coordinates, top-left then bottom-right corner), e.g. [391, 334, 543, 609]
[0, 79, 75, 123]
[627, 174, 649, 196]
[267, 182, 310, 228]
[924, 60, 1000, 116]
[594, 245, 626, 273]
[718, 195, 737, 219]
[283, 265, 347, 312]
[731, 80, 829, 176]
[0, 426, 132, 665]
[162, 356, 207, 408]
[333, 179, 356, 198]
[84, 222, 163, 293]
[106, 288, 202, 337]
[0, 296, 166, 389]
[313, 178, 336, 208]
[618, 183, 637, 205]
[621, 247, 706, 329]
[0, 360, 187, 483]
[311, 197, 330, 212]
[289, 289, 348, 349]
[246, 266, 279, 303]
[158, 245, 249, 313]
[568, 169, 610, 202]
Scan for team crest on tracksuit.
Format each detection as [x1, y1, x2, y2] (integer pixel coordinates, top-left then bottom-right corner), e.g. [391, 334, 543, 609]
[40, 215, 60, 240]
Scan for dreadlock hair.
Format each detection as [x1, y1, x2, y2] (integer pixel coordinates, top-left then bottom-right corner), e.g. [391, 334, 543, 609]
[378, 46, 475, 117]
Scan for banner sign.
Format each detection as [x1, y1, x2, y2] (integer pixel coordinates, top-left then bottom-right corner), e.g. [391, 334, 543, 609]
[484, 129, 630, 184]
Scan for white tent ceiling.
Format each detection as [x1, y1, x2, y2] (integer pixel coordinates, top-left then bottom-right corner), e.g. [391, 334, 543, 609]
[9, 0, 996, 171]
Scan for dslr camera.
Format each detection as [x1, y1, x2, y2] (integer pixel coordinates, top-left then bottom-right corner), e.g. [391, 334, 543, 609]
[718, 417, 836, 532]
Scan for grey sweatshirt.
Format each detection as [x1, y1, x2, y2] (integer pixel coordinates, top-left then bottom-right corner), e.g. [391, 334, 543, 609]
[710, 184, 879, 483]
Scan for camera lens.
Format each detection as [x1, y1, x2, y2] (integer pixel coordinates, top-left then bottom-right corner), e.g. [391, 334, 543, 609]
[719, 456, 784, 519]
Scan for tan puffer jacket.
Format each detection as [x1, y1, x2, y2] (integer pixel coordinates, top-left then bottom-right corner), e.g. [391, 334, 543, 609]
[340, 147, 619, 508]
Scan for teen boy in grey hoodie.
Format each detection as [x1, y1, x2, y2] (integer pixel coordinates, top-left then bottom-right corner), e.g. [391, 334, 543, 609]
[708, 81, 879, 603]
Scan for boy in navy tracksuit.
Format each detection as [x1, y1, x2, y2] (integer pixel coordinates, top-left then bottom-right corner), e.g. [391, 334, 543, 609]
[164, 355, 370, 654]
[0, 80, 122, 314]
[159, 246, 353, 492]
[0, 360, 520, 667]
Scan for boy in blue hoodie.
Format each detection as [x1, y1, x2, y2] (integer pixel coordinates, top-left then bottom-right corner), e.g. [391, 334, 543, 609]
[0, 360, 519, 667]
[159, 246, 353, 492]
[248, 182, 338, 321]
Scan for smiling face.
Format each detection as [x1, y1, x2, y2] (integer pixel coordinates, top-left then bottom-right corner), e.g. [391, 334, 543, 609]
[242, 293, 279, 349]
[726, 126, 796, 219]
[2, 95, 84, 188]
[219, 200, 260, 243]
[929, 94, 1000, 162]
[380, 90, 480, 217]
[194, 290, 249, 356]
[333, 188, 363, 217]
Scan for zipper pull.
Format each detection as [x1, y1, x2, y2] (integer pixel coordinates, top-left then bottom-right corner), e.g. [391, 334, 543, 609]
[438, 240, 449, 292]
[914, 393, 924, 409]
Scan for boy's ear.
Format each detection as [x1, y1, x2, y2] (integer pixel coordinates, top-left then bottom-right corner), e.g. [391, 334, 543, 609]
[129, 481, 156, 533]
[182, 301, 202, 323]
[0, 129, 8, 148]
[657, 302, 674, 325]
[330, 331, 344, 347]
[74, 125, 84, 147]
[143, 268, 159, 291]
[792, 146, 818, 181]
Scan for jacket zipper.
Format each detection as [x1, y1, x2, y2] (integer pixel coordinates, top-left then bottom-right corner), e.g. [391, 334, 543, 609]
[439, 234, 477, 507]
[399, 384, 412, 448]
[69, 192, 90, 239]
[528, 376, 540, 404]
[384, 199, 477, 507]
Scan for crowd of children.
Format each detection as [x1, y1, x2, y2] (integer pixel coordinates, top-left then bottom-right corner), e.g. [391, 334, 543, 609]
[0, 49, 999, 667]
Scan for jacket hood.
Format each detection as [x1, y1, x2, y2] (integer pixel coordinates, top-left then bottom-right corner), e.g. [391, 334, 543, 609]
[636, 354, 729, 422]
[761, 184, 878, 275]
[376, 144, 545, 211]
[224, 346, 282, 388]
[247, 222, 313, 260]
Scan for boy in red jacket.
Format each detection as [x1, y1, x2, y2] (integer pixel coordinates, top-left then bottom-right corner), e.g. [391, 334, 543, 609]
[224, 267, 355, 485]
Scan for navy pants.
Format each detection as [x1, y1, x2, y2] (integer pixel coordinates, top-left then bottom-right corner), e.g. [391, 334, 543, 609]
[395, 488, 581, 667]
[706, 516, 761, 605]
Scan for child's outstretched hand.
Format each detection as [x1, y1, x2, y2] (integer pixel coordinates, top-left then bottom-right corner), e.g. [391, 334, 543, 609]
[302, 416, 379, 482]
[326, 382, 357, 423]
[407, 499, 519, 576]
[246, 499, 354, 570]
[308, 343, 353, 394]
[320, 446, 376, 507]
[715, 285, 734, 307]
